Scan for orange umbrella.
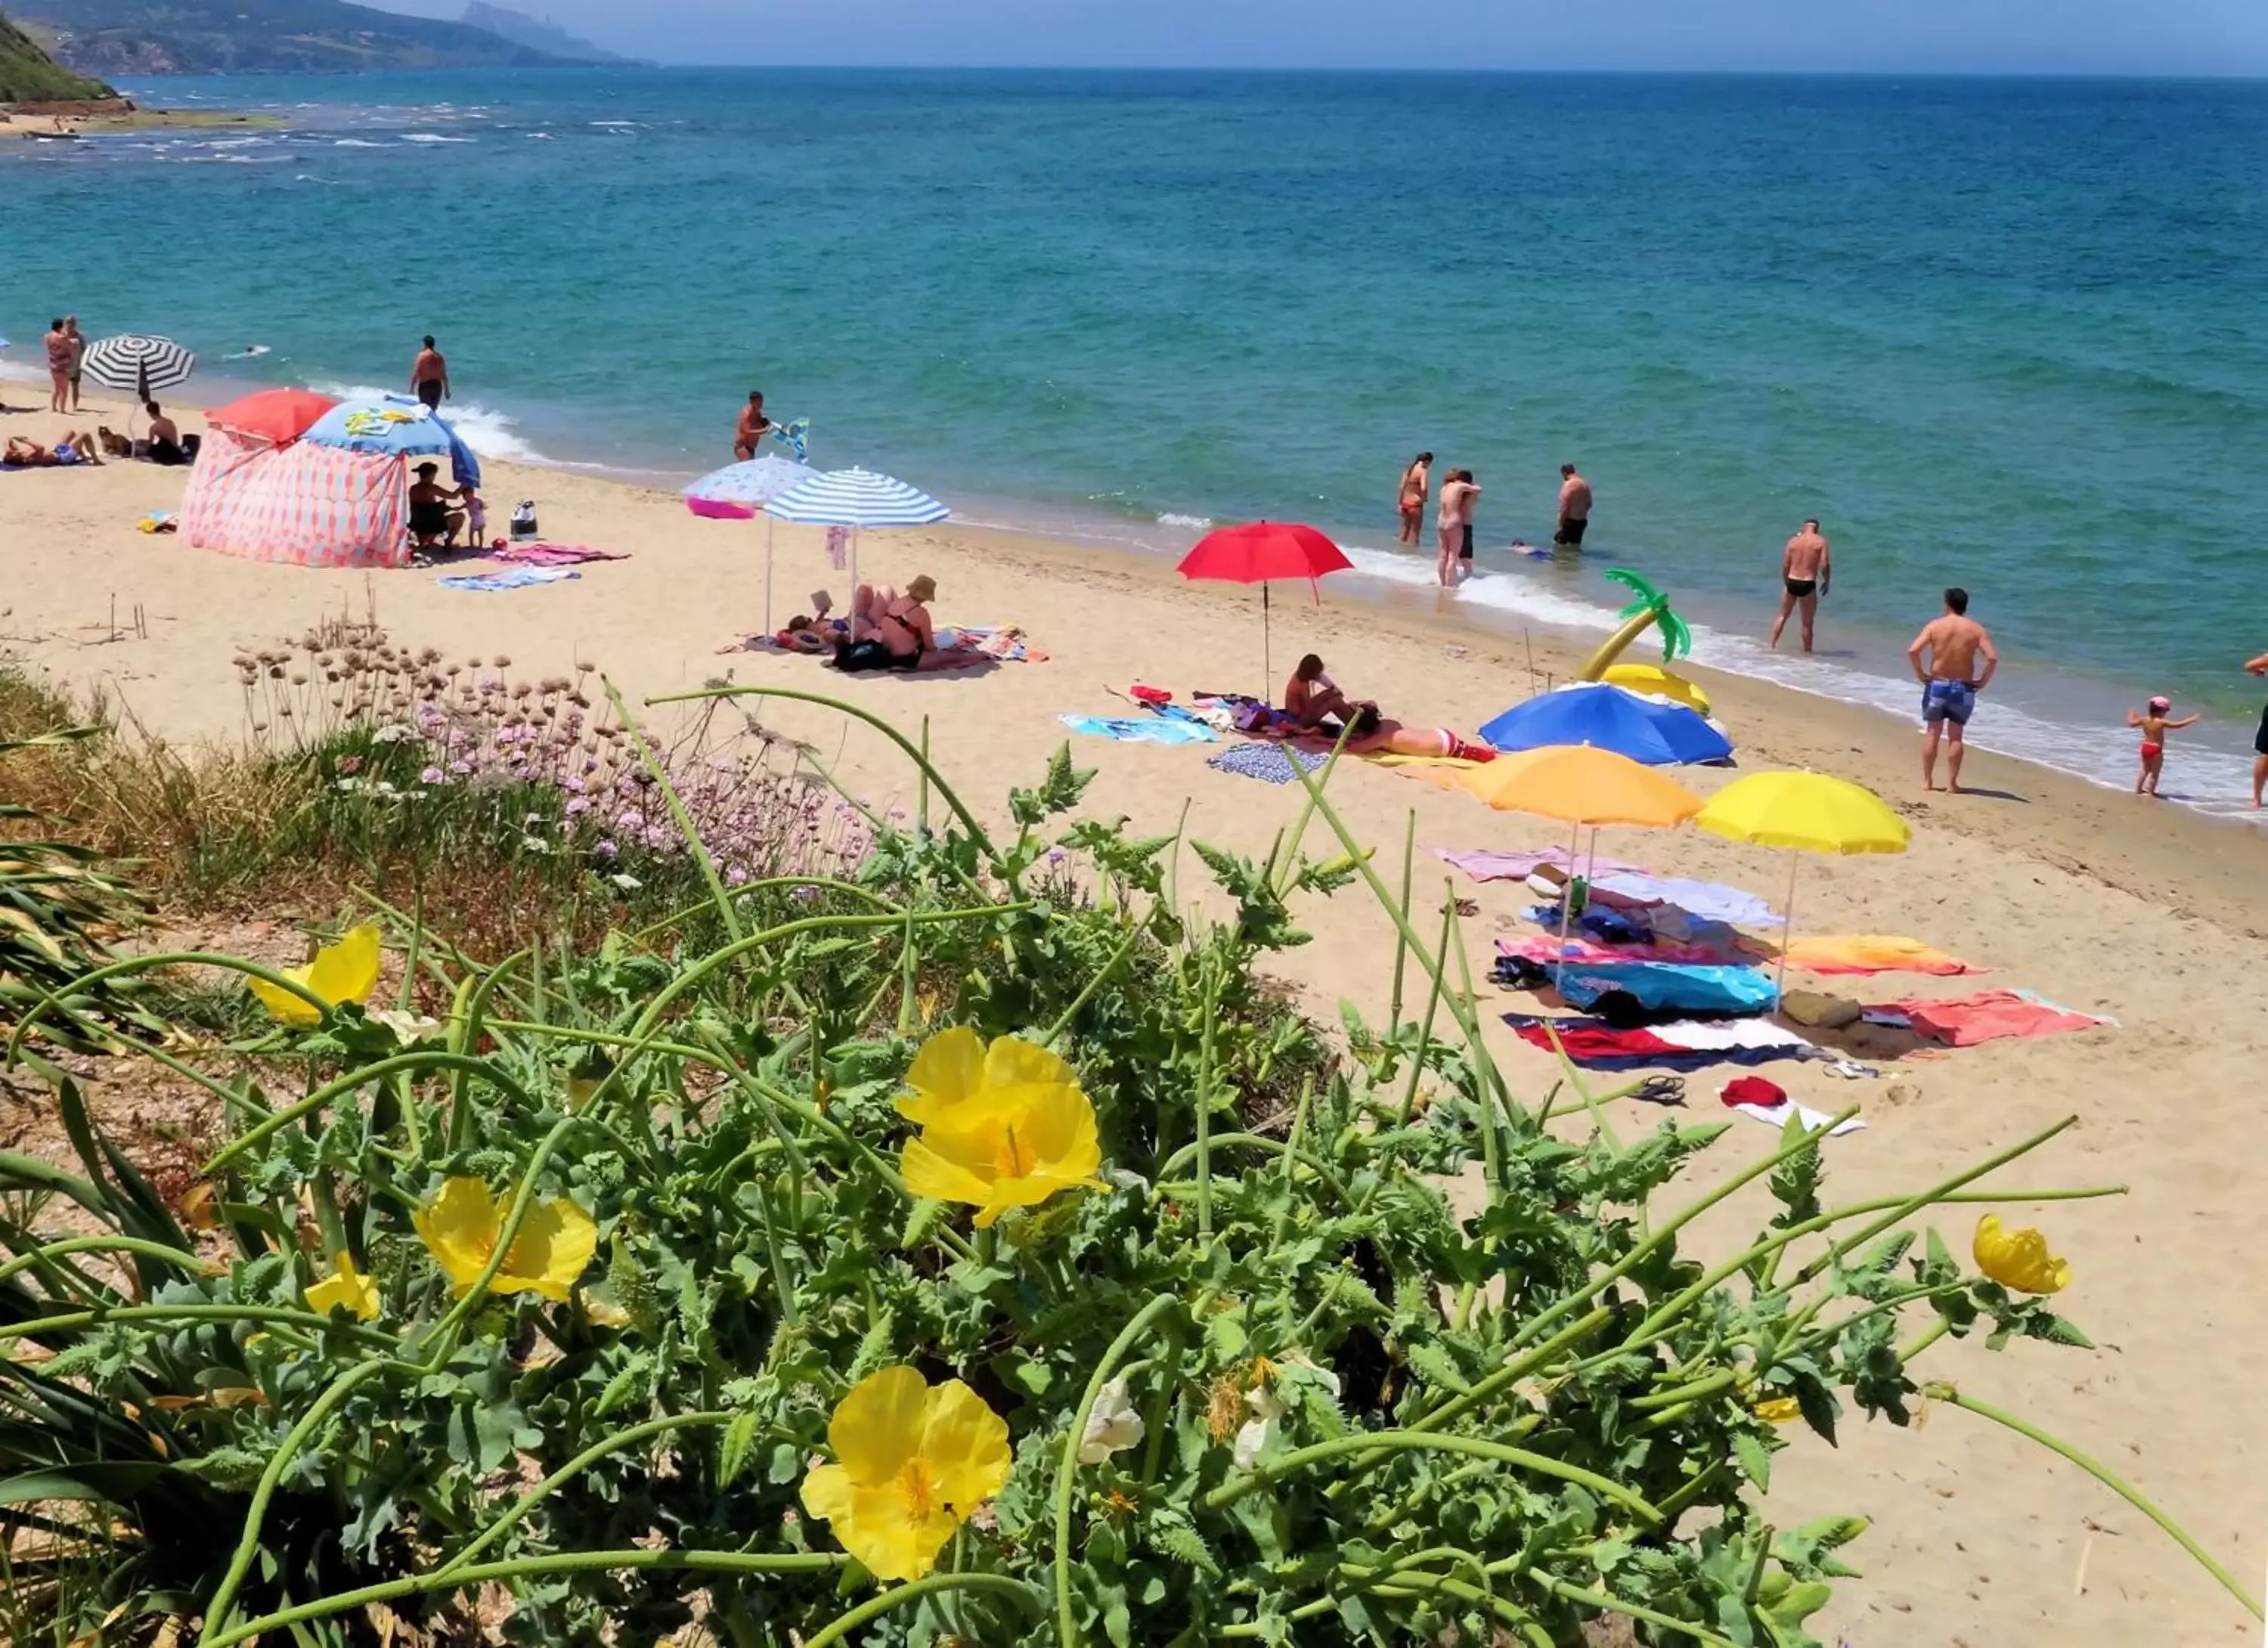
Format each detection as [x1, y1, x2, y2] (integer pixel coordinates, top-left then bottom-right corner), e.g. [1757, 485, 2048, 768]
[1460, 746, 1703, 986]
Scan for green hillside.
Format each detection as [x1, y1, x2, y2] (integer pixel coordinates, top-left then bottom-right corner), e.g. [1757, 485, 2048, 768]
[0, 6, 113, 98]
[20, 0, 568, 73]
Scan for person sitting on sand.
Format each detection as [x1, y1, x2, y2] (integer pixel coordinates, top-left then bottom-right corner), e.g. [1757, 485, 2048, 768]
[1284, 654, 1379, 733]
[144, 402, 186, 466]
[5, 432, 95, 467]
[2127, 695, 2198, 798]
[734, 392, 773, 461]
[408, 463, 464, 551]
[835, 576, 940, 672]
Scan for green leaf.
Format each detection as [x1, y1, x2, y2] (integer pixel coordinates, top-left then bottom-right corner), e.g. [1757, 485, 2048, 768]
[1145, 1504, 1221, 1578]
[1733, 1429, 1772, 1492]
[718, 1411, 759, 1489]
[593, 1358, 649, 1419]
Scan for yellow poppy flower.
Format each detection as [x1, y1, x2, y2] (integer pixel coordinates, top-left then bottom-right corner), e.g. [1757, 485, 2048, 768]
[305, 1252, 381, 1321]
[1754, 1396, 1802, 1425]
[897, 1028, 1107, 1228]
[248, 924, 382, 1026]
[412, 1176, 598, 1302]
[1972, 1214, 2070, 1295]
[800, 1366, 1011, 1582]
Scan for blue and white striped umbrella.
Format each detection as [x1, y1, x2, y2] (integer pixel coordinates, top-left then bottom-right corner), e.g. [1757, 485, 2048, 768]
[684, 454, 813, 519]
[763, 467, 949, 528]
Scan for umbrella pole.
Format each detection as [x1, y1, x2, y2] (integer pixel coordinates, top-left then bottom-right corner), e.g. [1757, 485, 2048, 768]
[1774, 851, 1800, 1007]
[764, 517, 775, 636]
[1262, 582, 1272, 699]
[1555, 815, 1582, 993]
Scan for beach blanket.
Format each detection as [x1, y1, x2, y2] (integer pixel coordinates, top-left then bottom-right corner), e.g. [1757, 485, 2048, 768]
[1719, 1076, 1866, 1138]
[1553, 962, 1780, 1018]
[1438, 847, 1649, 883]
[1207, 743, 1329, 785]
[1783, 935, 1981, 977]
[1589, 872, 1781, 927]
[491, 542, 628, 566]
[1060, 714, 1218, 745]
[438, 565, 579, 592]
[1876, 990, 2108, 1047]
[1505, 1014, 1816, 1070]
[936, 626, 1049, 664]
[1520, 902, 1755, 956]
[1496, 934, 1752, 969]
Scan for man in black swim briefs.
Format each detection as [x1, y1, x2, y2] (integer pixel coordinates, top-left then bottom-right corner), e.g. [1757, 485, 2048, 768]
[1769, 518, 1831, 653]
[2247, 648, 2268, 809]
[410, 335, 449, 412]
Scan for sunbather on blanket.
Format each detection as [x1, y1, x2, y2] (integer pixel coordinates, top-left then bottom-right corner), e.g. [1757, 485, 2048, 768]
[5, 431, 96, 467]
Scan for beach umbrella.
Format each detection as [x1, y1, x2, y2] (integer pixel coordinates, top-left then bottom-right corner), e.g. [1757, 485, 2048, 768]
[1478, 681, 1733, 767]
[1696, 770, 1910, 1003]
[686, 454, 817, 630]
[302, 395, 482, 489]
[81, 334, 196, 400]
[1176, 522, 1352, 694]
[1603, 661, 1712, 716]
[1461, 746, 1704, 987]
[205, 387, 339, 446]
[764, 467, 950, 624]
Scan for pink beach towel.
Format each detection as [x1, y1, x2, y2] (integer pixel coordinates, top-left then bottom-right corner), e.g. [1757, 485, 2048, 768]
[1883, 990, 2107, 1047]
[491, 542, 628, 566]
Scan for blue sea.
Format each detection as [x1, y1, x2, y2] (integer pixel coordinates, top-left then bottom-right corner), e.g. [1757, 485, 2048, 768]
[8, 70, 2267, 814]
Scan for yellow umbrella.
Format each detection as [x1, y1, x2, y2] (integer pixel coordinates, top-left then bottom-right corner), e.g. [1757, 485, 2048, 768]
[1696, 770, 1910, 1001]
[1461, 747, 1703, 984]
[1601, 662, 1712, 716]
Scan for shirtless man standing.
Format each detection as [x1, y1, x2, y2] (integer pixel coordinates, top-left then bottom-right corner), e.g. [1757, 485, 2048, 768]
[1769, 519, 1831, 652]
[1554, 463, 1592, 547]
[410, 336, 450, 411]
[1905, 587, 1998, 793]
[734, 392, 772, 461]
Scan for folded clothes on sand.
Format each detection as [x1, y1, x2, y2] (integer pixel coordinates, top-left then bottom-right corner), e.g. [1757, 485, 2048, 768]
[1719, 1076, 1865, 1138]
[437, 565, 579, 592]
[1504, 1014, 1815, 1070]
[1059, 714, 1218, 745]
[1880, 989, 2108, 1047]
[1783, 934, 1981, 976]
[1207, 743, 1329, 785]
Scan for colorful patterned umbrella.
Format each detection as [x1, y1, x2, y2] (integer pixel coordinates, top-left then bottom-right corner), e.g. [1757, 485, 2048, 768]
[302, 396, 482, 489]
[684, 454, 813, 520]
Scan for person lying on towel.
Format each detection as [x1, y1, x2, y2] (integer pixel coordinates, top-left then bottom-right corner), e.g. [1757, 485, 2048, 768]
[1281, 652, 1490, 760]
[4, 432, 96, 467]
[836, 576, 945, 672]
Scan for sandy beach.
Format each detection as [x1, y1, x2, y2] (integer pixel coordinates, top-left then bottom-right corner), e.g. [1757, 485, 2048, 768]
[4, 392, 2266, 1644]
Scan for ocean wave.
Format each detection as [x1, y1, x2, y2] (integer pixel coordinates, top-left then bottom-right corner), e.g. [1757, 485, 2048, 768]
[308, 382, 550, 466]
[1154, 511, 1213, 530]
[401, 134, 476, 144]
[333, 139, 394, 148]
[1340, 545, 1626, 632]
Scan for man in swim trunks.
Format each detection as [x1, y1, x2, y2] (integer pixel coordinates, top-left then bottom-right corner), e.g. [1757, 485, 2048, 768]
[735, 392, 773, 461]
[144, 401, 185, 466]
[2246, 649, 2268, 808]
[1436, 469, 1479, 587]
[1397, 453, 1432, 546]
[5, 432, 94, 467]
[410, 336, 450, 411]
[64, 318, 85, 413]
[1769, 519, 1831, 652]
[407, 462, 463, 550]
[1905, 586, 1997, 794]
[1554, 463, 1591, 547]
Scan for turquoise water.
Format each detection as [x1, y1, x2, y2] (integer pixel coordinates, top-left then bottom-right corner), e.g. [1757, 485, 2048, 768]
[8, 70, 2267, 810]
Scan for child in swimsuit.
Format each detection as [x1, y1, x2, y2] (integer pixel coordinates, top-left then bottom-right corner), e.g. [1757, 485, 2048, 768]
[2127, 695, 2198, 798]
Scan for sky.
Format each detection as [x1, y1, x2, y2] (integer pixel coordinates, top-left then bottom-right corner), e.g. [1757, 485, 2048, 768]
[369, 0, 2268, 78]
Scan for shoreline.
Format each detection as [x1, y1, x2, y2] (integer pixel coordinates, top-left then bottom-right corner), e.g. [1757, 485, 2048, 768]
[10, 357, 2256, 827]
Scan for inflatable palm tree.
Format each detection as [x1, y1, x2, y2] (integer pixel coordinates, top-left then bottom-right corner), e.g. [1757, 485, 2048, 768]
[1579, 568, 1692, 680]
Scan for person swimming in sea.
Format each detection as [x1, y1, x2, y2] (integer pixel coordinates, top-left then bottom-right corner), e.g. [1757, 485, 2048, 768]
[2126, 695, 2198, 798]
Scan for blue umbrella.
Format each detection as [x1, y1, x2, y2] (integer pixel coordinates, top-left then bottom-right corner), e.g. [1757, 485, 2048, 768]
[1479, 682, 1733, 766]
[764, 468, 949, 612]
[302, 395, 482, 489]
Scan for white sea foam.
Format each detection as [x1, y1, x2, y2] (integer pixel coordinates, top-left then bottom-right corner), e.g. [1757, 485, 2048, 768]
[1154, 511, 1213, 530]
[333, 138, 393, 148]
[401, 134, 476, 144]
[1341, 545, 1625, 632]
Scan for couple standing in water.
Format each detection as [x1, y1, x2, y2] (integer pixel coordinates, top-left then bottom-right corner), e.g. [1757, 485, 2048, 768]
[1398, 456, 1591, 587]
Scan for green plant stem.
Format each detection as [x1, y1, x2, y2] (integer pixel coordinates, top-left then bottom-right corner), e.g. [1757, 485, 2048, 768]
[1389, 807, 1415, 1022]
[0, 1302, 392, 1349]
[0, 1234, 210, 1289]
[1526, 1570, 1741, 1647]
[433, 1411, 734, 1581]
[1402, 1306, 1615, 1438]
[1055, 1293, 1181, 1646]
[5, 950, 339, 1065]
[1395, 901, 1454, 1128]
[1204, 1431, 1661, 1526]
[1193, 956, 1221, 1238]
[1042, 925, 1144, 1049]
[1442, 888, 1508, 1187]
[807, 1572, 1046, 1648]
[1923, 1384, 2263, 1622]
[200, 1549, 847, 1648]
[205, 1050, 533, 1172]
[627, 875, 901, 944]
[605, 679, 745, 943]
[1898, 1318, 1952, 1361]
[1153, 1133, 1349, 1207]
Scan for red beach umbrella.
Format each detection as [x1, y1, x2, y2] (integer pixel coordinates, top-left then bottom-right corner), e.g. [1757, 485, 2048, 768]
[1177, 521, 1353, 692]
[205, 387, 339, 446]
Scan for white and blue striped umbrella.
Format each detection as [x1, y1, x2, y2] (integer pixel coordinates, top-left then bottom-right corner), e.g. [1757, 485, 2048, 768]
[684, 454, 813, 519]
[763, 466, 949, 528]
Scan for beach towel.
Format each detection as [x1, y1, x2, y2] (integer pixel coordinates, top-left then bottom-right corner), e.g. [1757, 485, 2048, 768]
[1882, 990, 2108, 1048]
[1718, 1076, 1866, 1138]
[1438, 847, 1648, 883]
[1060, 714, 1218, 745]
[1588, 872, 1781, 927]
[937, 626, 1050, 664]
[1496, 934, 1752, 969]
[1207, 743, 1329, 785]
[1504, 1014, 1816, 1070]
[437, 565, 579, 592]
[1783, 935, 1981, 977]
[491, 541, 627, 566]
[1553, 962, 1780, 1018]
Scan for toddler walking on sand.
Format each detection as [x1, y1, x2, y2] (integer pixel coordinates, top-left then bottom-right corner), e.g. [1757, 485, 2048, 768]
[2127, 695, 2198, 797]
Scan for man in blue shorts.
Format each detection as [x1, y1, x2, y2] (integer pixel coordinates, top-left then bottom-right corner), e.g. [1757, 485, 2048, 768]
[1905, 587, 1997, 794]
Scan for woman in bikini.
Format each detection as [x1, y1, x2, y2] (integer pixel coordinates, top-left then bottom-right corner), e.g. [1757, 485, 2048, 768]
[836, 576, 940, 672]
[1397, 453, 1433, 546]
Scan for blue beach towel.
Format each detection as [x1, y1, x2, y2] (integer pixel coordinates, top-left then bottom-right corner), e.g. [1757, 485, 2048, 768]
[1554, 962, 1779, 1018]
[1060, 714, 1218, 745]
[1207, 743, 1328, 785]
[437, 565, 580, 592]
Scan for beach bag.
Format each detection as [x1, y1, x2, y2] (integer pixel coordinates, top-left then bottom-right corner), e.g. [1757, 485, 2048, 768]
[510, 500, 539, 541]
